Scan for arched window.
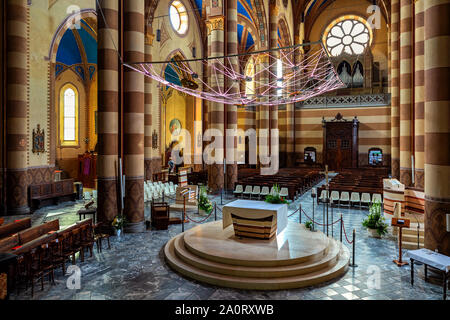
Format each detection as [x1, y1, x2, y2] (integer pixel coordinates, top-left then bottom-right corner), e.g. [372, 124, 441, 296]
[245, 59, 256, 97]
[324, 16, 372, 57]
[368, 148, 383, 166]
[169, 1, 188, 35]
[277, 59, 283, 97]
[60, 84, 79, 146]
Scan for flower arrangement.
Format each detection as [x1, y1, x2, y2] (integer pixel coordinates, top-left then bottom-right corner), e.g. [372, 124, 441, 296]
[112, 215, 125, 230]
[198, 186, 214, 214]
[362, 201, 388, 236]
[264, 184, 288, 204]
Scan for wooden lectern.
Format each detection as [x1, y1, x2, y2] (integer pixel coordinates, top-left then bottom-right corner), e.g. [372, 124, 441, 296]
[392, 217, 410, 266]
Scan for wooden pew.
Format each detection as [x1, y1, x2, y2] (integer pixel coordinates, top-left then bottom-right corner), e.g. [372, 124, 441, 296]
[0, 218, 32, 240]
[29, 179, 76, 210]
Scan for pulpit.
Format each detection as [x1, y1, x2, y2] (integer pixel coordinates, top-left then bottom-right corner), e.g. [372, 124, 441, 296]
[78, 153, 97, 189]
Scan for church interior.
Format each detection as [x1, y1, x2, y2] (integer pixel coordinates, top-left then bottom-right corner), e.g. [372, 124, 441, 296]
[0, 0, 449, 302]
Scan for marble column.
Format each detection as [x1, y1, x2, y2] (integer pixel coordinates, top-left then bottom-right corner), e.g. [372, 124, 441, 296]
[424, 0, 450, 255]
[390, 0, 400, 179]
[6, 0, 29, 215]
[399, 0, 413, 186]
[97, 0, 120, 229]
[123, 0, 145, 233]
[414, 0, 425, 189]
[226, 0, 238, 190]
[206, 16, 225, 192]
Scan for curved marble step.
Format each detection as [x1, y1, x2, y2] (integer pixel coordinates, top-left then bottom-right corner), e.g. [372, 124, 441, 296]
[174, 234, 341, 278]
[164, 237, 350, 290]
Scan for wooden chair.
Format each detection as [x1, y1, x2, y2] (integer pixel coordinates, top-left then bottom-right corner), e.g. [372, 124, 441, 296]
[48, 237, 66, 275]
[28, 246, 54, 297]
[93, 222, 111, 253]
[80, 224, 95, 260]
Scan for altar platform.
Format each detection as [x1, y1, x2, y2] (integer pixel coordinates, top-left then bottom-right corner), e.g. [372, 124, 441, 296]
[164, 221, 350, 290]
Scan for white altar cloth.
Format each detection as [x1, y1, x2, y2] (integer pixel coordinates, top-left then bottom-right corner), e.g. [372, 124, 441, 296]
[222, 200, 288, 236]
[406, 249, 450, 272]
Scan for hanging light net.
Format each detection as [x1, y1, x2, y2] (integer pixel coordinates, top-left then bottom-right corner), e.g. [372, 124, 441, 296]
[124, 42, 345, 106]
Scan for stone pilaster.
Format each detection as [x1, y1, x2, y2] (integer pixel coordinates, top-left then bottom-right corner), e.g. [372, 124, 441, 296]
[399, 0, 413, 186]
[391, 0, 400, 179]
[6, 0, 30, 215]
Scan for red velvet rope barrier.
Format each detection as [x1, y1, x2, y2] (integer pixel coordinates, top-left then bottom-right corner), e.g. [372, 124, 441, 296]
[341, 219, 354, 244]
[301, 209, 341, 227]
[185, 210, 214, 224]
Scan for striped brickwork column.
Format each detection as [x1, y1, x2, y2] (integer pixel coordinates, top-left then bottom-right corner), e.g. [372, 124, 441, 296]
[123, 0, 145, 233]
[97, 0, 120, 228]
[258, 55, 270, 168]
[414, 0, 425, 189]
[6, 0, 29, 215]
[399, 0, 413, 186]
[144, 36, 153, 181]
[391, 0, 400, 178]
[268, 2, 279, 165]
[206, 16, 225, 192]
[226, 0, 238, 190]
[424, 0, 450, 255]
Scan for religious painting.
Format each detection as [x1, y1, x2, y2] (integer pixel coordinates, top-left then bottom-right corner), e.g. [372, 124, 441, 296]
[169, 119, 182, 136]
[32, 124, 45, 155]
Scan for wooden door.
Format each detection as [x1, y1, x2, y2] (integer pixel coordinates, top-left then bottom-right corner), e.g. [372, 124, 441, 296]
[323, 118, 358, 170]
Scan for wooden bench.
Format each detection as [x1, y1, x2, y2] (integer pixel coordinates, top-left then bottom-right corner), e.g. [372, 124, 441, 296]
[0, 218, 32, 240]
[29, 179, 76, 210]
[0, 220, 60, 253]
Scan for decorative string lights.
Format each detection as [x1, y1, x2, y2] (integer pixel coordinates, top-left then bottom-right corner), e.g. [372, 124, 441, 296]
[124, 42, 345, 107]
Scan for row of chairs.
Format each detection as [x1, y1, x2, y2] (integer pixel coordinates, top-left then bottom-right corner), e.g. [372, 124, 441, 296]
[11, 220, 110, 297]
[233, 185, 289, 200]
[144, 181, 178, 203]
[318, 190, 382, 208]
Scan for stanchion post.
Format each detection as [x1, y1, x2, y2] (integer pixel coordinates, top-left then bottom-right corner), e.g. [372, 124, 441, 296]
[214, 202, 217, 221]
[182, 196, 186, 233]
[350, 228, 358, 267]
[331, 205, 334, 238]
[221, 188, 223, 205]
[322, 199, 326, 234]
[311, 188, 316, 231]
[340, 214, 343, 243]
[326, 198, 329, 237]
[299, 203, 302, 224]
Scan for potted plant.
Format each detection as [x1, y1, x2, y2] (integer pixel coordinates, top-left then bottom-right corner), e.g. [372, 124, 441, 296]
[305, 221, 314, 231]
[198, 186, 213, 216]
[112, 215, 125, 237]
[264, 184, 288, 204]
[362, 201, 388, 238]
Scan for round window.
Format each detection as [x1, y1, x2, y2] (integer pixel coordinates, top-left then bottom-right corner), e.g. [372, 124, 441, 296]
[169, 1, 188, 35]
[325, 18, 371, 57]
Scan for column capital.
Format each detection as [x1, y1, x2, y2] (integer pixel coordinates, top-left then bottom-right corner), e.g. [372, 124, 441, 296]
[206, 15, 225, 35]
[269, 3, 279, 16]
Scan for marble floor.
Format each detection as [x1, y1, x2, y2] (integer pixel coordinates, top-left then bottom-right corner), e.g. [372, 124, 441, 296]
[4, 180, 446, 300]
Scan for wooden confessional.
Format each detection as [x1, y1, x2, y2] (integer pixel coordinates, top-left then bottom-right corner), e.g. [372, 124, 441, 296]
[322, 113, 359, 171]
